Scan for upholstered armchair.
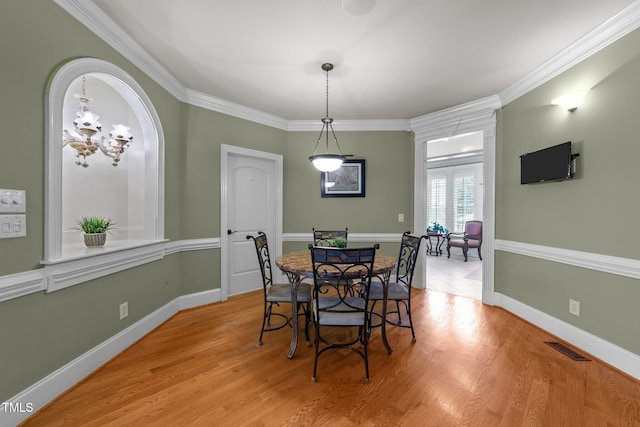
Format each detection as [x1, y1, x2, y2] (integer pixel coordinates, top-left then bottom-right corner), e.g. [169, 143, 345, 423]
[446, 220, 482, 262]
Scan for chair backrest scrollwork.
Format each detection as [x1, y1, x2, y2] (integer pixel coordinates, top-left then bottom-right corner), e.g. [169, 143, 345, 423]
[396, 232, 426, 288]
[309, 244, 378, 312]
[246, 232, 273, 291]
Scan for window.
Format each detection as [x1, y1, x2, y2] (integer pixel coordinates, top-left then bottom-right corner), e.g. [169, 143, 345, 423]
[426, 163, 482, 232]
[453, 174, 475, 232]
[427, 176, 447, 227]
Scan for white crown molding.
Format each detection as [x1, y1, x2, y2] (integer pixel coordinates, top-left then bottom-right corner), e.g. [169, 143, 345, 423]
[287, 119, 412, 132]
[58, 1, 640, 132]
[495, 239, 640, 280]
[499, 1, 640, 105]
[495, 292, 640, 380]
[410, 95, 502, 142]
[184, 89, 290, 131]
[54, 0, 186, 100]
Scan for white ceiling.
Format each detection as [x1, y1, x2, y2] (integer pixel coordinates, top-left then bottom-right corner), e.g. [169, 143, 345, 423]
[88, 0, 636, 121]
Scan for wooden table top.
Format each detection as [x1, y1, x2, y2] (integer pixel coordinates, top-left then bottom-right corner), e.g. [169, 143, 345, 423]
[275, 250, 396, 277]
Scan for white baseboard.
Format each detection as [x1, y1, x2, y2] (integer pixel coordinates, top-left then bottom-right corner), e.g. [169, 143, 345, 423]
[495, 292, 640, 380]
[0, 288, 221, 427]
[179, 288, 221, 310]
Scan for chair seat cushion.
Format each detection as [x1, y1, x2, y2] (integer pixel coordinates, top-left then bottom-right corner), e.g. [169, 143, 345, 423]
[448, 239, 481, 248]
[266, 283, 311, 303]
[369, 281, 409, 301]
[315, 296, 366, 326]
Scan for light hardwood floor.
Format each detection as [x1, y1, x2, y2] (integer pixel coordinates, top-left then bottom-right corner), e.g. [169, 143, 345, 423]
[23, 287, 639, 426]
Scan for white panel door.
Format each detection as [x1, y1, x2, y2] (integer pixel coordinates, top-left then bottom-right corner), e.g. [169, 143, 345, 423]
[227, 154, 275, 296]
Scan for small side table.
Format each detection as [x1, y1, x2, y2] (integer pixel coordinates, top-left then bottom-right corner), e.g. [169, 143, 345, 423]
[426, 232, 447, 256]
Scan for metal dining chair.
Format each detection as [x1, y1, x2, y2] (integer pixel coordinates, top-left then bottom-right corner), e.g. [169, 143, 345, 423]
[369, 232, 425, 342]
[312, 228, 348, 247]
[247, 232, 311, 346]
[309, 244, 378, 382]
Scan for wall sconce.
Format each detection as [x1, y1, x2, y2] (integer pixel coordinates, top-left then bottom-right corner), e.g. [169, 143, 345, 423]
[551, 90, 588, 112]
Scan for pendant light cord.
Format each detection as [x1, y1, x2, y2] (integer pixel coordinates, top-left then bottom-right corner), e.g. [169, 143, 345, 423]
[310, 63, 343, 157]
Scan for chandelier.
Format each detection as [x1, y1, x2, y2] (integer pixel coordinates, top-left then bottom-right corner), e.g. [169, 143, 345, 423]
[63, 76, 133, 168]
[309, 63, 346, 172]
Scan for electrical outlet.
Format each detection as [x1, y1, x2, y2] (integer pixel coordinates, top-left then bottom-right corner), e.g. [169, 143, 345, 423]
[119, 302, 128, 320]
[398, 213, 405, 222]
[569, 299, 580, 317]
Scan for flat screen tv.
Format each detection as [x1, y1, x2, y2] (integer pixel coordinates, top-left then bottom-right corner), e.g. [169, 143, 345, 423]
[520, 141, 574, 184]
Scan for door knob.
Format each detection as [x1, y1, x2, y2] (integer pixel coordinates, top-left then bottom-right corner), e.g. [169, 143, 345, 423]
[227, 229, 234, 235]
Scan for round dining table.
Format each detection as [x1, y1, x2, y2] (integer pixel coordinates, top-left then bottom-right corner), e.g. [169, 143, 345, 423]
[275, 249, 397, 358]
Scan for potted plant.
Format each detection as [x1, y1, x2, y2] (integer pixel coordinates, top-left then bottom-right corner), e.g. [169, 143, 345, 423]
[427, 222, 448, 235]
[77, 216, 112, 247]
[329, 237, 347, 248]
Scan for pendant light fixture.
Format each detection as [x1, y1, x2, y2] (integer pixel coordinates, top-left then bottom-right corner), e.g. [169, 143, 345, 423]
[309, 63, 346, 172]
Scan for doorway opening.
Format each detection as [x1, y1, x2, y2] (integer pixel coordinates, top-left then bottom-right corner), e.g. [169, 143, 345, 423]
[425, 131, 483, 300]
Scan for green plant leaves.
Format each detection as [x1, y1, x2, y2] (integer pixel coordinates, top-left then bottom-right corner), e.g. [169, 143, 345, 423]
[77, 216, 112, 234]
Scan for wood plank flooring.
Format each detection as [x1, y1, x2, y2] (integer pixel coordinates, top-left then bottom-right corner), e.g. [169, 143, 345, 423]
[22, 289, 640, 426]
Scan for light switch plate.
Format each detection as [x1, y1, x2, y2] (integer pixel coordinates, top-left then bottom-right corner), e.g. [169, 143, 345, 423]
[0, 189, 26, 213]
[0, 214, 27, 238]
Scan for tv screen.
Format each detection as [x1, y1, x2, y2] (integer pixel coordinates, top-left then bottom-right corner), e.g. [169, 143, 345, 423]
[520, 142, 572, 184]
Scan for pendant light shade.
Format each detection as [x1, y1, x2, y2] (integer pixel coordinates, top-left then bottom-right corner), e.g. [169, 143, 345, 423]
[309, 63, 346, 172]
[310, 153, 345, 172]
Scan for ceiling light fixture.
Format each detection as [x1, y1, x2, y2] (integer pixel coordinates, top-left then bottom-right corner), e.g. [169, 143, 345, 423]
[309, 63, 346, 172]
[63, 76, 134, 167]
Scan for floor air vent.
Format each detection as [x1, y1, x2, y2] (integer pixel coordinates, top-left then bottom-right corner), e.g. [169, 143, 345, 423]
[545, 342, 591, 361]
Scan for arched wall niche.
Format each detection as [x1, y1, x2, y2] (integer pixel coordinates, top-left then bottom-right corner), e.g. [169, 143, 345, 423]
[44, 58, 164, 263]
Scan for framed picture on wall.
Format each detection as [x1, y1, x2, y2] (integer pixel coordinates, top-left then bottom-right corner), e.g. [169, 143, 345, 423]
[321, 159, 366, 198]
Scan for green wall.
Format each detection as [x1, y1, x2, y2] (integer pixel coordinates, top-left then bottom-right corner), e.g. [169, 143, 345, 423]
[0, 1, 186, 401]
[0, 2, 417, 403]
[284, 131, 415, 233]
[0, 256, 181, 398]
[178, 104, 287, 295]
[496, 27, 640, 355]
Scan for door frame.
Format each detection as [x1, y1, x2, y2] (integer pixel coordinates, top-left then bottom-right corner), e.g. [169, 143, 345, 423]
[412, 96, 500, 305]
[220, 144, 283, 301]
